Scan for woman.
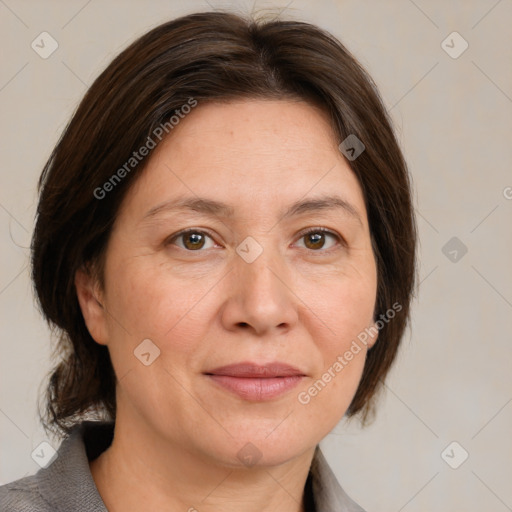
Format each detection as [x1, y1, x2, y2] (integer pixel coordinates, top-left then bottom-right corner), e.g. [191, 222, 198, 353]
[0, 10, 416, 512]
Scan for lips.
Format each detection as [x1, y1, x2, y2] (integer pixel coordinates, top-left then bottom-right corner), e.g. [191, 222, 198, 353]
[204, 362, 305, 401]
[206, 362, 305, 378]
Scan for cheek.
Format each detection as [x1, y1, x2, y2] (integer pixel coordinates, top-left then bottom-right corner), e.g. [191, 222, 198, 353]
[295, 280, 374, 432]
[104, 255, 215, 342]
[100, 260, 212, 402]
[296, 262, 376, 408]
[303, 261, 377, 348]
[330, 281, 376, 347]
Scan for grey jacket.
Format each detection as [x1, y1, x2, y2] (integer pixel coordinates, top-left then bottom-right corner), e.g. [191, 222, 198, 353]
[0, 421, 365, 511]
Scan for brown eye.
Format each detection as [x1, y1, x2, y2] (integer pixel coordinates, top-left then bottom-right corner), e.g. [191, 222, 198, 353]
[297, 229, 340, 251]
[170, 230, 215, 251]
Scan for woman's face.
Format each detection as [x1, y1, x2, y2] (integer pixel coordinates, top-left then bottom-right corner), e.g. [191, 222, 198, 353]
[79, 99, 378, 466]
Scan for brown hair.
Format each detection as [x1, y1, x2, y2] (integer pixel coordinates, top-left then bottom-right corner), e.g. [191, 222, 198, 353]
[32, 11, 417, 436]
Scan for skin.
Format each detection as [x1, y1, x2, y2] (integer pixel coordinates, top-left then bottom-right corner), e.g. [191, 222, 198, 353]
[76, 99, 378, 512]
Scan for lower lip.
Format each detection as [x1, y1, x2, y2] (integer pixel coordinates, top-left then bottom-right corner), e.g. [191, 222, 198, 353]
[207, 375, 304, 401]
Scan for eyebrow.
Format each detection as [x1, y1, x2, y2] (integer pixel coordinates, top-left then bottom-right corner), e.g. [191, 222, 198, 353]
[143, 194, 363, 226]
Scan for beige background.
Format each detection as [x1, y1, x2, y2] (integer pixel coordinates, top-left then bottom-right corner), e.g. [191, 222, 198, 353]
[1, 0, 511, 510]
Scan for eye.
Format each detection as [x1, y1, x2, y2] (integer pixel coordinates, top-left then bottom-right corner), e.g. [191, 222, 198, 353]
[168, 229, 217, 251]
[295, 228, 342, 251]
[167, 227, 343, 253]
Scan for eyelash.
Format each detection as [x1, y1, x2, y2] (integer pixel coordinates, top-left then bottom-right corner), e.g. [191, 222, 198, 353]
[167, 227, 345, 254]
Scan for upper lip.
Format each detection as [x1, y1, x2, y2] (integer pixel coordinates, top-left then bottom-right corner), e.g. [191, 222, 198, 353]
[205, 362, 305, 378]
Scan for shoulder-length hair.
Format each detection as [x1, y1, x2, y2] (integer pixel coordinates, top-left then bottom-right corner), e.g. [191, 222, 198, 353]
[32, 11, 417, 436]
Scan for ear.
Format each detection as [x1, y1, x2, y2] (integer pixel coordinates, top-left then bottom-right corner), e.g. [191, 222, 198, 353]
[75, 267, 109, 345]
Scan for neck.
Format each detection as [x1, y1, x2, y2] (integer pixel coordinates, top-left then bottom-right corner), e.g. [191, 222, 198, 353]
[89, 414, 315, 512]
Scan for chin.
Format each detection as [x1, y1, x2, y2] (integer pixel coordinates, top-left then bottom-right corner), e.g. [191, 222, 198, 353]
[194, 420, 317, 469]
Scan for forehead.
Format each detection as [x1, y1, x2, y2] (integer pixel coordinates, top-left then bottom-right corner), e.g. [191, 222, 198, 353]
[158, 98, 339, 162]
[119, 99, 367, 223]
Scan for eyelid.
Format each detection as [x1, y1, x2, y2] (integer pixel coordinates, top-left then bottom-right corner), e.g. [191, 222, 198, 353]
[166, 228, 219, 249]
[293, 226, 346, 250]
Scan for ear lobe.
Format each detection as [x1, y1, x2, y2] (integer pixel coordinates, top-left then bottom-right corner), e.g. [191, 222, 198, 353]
[75, 268, 109, 345]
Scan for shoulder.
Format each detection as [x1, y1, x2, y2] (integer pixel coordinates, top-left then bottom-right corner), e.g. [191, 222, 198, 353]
[0, 474, 52, 511]
[0, 420, 113, 512]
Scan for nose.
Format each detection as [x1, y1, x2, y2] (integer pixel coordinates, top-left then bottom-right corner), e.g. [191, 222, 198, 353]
[220, 247, 299, 337]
